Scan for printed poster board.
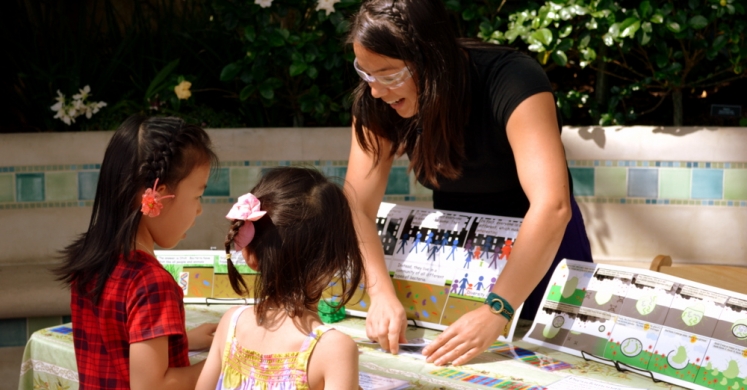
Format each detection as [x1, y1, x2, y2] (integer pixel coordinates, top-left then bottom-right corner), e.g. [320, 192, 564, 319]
[524, 259, 747, 390]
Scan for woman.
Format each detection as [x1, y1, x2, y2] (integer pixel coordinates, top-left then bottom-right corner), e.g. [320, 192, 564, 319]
[343, 0, 593, 366]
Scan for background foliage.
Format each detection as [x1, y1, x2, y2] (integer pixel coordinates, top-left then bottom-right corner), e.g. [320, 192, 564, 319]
[3, 0, 746, 132]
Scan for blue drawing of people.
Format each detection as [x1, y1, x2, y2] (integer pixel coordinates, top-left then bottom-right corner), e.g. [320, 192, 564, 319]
[396, 233, 409, 254]
[423, 231, 434, 252]
[458, 273, 469, 295]
[446, 238, 459, 260]
[463, 239, 473, 268]
[475, 276, 485, 291]
[481, 237, 493, 259]
[409, 231, 422, 253]
[441, 231, 450, 253]
[427, 234, 440, 261]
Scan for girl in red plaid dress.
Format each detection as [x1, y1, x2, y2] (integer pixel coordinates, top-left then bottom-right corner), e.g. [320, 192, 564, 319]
[56, 115, 219, 390]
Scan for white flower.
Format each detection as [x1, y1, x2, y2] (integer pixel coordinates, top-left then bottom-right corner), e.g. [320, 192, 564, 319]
[50, 86, 106, 125]
[72, 85, 91, 101]
[316, 0, 339, 15]
[255, 0, 272, 8]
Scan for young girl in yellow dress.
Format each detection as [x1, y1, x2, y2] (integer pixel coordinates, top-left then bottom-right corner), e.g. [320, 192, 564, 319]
[196, 167, 365, 390]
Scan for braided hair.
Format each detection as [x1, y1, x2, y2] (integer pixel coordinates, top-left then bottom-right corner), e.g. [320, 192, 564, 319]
[56, 115, 218, 303]
[348, 0, 473, 187]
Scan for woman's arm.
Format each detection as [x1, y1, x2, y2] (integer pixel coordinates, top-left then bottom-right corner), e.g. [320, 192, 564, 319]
[130, 336, 206, 390]
[423, 91, 571, 365]
[344, 125, 407, 354]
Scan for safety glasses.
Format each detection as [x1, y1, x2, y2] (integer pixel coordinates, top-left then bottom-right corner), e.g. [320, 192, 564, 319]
[353, 58, 412, 89]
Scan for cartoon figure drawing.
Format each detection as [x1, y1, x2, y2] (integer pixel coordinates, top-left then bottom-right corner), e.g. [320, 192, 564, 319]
[409, 231, 422, 253]
[481, 237, 493, 259]
[458, 273, 469, 295]
[446, 238, 459, 260]
[473, 245, 482, 262]
[466, 283, 473, 295]
[488, 277, 496, 291]
[396, 232, 409, 254]
[463, 239, 473, 268]
[499, 238, 513, 260]
[423, 231, 434, 252]
[427, 235, 440, 261]
[475, 276, 485, 291]
[441, 231, 450, 253]
[450, 277, 460, 294]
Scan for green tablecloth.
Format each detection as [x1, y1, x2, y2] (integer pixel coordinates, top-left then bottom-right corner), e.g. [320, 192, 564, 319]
[19, 305, 688, 390]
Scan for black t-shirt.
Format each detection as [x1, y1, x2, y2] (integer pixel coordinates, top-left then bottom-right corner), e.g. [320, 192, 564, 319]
[415, 47, 564, 218]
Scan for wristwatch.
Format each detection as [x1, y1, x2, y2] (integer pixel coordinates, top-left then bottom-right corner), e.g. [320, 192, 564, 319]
[484, 292, 514, 321]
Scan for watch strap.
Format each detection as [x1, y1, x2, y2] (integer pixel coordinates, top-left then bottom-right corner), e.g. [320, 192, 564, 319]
[484, 292, 514, 321]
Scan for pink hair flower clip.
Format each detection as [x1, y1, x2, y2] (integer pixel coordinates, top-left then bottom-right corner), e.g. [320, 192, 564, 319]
[226, 193, 267, 250]
[141, 178, 175, 218]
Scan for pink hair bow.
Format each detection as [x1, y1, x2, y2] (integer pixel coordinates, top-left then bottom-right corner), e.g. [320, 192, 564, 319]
[141, 178, 175, 218]
[226, 193, 267, 251]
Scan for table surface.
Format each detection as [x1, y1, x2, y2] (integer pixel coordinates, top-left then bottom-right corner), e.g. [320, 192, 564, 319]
[19, 304, 690, 390]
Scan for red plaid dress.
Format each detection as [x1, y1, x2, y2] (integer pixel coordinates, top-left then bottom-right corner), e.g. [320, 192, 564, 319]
[71, 250, 189, 389]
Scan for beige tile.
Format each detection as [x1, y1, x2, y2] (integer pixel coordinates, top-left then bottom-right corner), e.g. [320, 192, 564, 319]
[0, 346, 24, 390]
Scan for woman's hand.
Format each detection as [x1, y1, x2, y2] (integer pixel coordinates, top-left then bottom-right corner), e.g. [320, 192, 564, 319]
[422, 305, 505, 366]
[366, 292, 408, 354]
[186, 322, 218, 351]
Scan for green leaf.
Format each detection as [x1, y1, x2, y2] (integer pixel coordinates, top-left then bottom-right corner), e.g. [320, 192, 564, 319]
[639, 1, 652, 19]
[268, 31, 285, 47]
[259, 84, 274, 100]
[620, 18, 641, 38]
[641, 21, 652, 34]
[712, 35, 727, 51]
[146, 59, 180, 99]
[650, 14, 664, 23]
[267, 77, 283, 89]
[244, 26, 256, 42]
[688, 15, 709, 30]
[239, 85, 255, 101]
[552, 50, 568, 66]
[278, 29, 290, 40]
[219, 62, 241, 82]
[666, 21, 682, 33]
[531, 28, 554, 46]
[578, 32, 591, 48]
[306, 66, 318, 79]
[688, 0, 698, 10]
[654, 54, 669, 68]
[289, 62, 308, 77]
[640, 31, 651, 45]
[462, 8, 477, 21]
[559, 24, 573, 38]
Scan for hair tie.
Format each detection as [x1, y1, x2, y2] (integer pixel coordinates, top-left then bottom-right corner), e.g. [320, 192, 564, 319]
[141, 178, 175, 218]
[226, 193, 267, 251]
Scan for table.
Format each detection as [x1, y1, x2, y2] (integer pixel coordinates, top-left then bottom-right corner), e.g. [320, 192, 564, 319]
[19, 304, 689, 390]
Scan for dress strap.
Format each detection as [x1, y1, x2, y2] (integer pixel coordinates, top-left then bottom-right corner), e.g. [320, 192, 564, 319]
[222, 305, 252, 362]
[295, 324, 334, 374]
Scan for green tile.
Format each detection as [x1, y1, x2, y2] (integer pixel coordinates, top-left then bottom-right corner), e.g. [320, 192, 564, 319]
[594, 167, 627, 197]
[205, 167, 230, 197]
[724, 169, 747, 200]
[0, 174, 13, 202]
[78, 171, 99, 200]
[27, 317, 62, 338]
[409, 172, 433, 196]
[229, 167, 262, 197]
[0, 318, 27, 347]
[16, 173, 45, 202]
[385, 167, 410, 195]
[659, 168, 691, 199]
[569, 168, 594, 196]
[45, 171, 78, 201]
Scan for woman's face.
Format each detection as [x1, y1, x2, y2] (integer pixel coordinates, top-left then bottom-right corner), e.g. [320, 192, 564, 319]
[353, 42, 418, 118]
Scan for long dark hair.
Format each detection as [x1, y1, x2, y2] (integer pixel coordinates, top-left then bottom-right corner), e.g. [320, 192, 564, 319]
[348, 0, 475, 187]
[55, 115, 218, 303]
[225, 167, 365, 324]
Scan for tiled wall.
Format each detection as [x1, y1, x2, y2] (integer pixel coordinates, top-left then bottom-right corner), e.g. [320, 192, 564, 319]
[568, 161, 747, 207]
[0, 316, 70, 348]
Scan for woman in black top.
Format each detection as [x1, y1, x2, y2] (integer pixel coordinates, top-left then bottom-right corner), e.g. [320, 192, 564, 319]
[343, 0, 592, 366]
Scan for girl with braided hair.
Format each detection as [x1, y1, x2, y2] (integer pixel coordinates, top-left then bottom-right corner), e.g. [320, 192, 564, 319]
[56, 115, 219, 389]
[344, 0, 593, 365]
[196, 167, 363, 389]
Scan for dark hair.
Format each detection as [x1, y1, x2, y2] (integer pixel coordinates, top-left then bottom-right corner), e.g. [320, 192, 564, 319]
[348, 0, 477, 187]
[225, 167, 364, 324]
[55, 115, 218, 303]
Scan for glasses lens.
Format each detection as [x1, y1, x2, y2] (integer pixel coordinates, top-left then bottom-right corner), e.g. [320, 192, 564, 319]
[353, 58, 410, 88]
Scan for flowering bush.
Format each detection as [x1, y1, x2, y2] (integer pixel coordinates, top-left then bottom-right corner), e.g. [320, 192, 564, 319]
[213, 0, 357, 126]
[50, 86, 107, 125]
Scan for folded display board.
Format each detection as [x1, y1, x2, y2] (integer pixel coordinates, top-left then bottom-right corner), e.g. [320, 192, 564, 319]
[156, 202, 523, 339]
[524, 259, 747, 390]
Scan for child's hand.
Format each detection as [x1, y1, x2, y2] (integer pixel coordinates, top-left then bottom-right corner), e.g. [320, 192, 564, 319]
[187, 323, 218, 351]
